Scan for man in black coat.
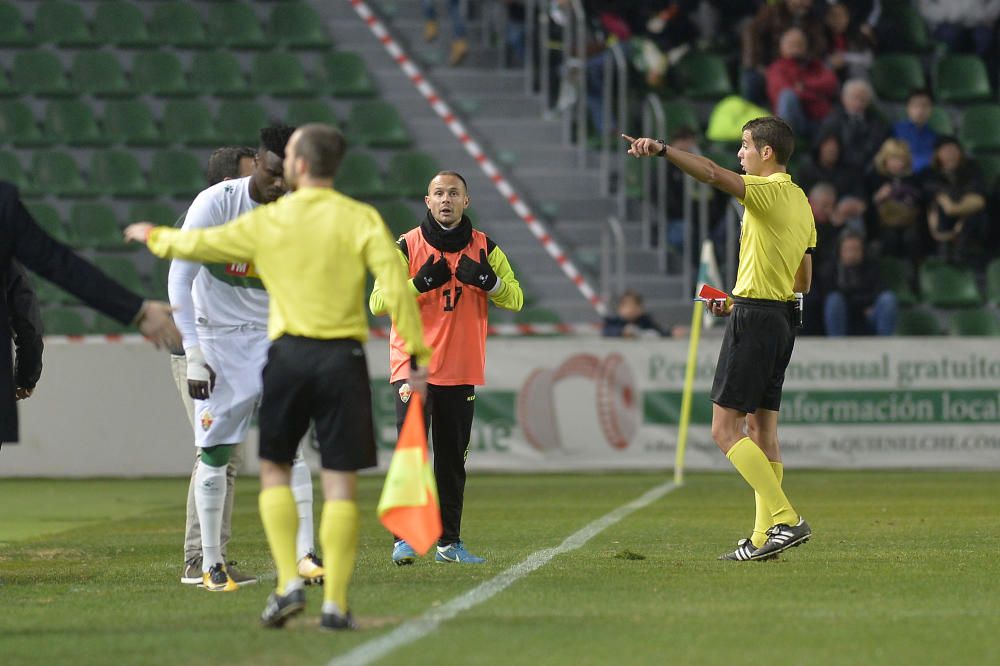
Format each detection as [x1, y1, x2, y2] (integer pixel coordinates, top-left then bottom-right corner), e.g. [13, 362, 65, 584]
[0, 182, 180, 445]
[8, 261, 43, 403]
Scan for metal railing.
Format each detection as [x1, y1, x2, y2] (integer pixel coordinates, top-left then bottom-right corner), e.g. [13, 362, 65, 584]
[601, 216, 626, 304]
[599, 42, 627, 213]
[640, 94, 668, 269]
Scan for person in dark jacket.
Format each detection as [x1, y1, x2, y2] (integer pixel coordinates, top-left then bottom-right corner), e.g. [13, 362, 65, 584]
[822, 230, 897, 336]
[8, 261, 43, 402]
[602, 290, 667, 337]
[0, 182, 180, 445]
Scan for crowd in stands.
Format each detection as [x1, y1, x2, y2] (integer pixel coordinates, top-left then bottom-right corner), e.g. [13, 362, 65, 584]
[521, 0, 1000, 336]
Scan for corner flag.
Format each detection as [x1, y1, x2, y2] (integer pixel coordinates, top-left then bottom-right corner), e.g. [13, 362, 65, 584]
[696, 240, 724, 328]
[377, 392, 442, 555]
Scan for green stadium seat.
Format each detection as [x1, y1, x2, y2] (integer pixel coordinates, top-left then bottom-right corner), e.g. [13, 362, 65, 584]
[674, 52, 733, 100]
[215, 100, 269, 145]
[163, 100, 221, 147]
[348, 101, 411, 148]
[103, 100, 165, 147]
[133, 52, 190, 97]
[319, 53, 376, 97]
[0, 101, 47, 147]
[34, 278, 74, 306]
[0, 150, 28, 190]
[959, 105, 1000, 153]
[35, 1, 98, 48]
[91, 313, 131, 335]
[385, 151, 441, 198]
[31, 151, 90, 198]
[934, 55, 991, 104]
[251, 52, 312, 97]
[42, 307, 90, 336]
[515, 307, 562, 325]
[152, 259, 172, 298]
[919, 263, 981, 308]
[150, 2, 209, 49]
[375, 200, 418, 237]
[975, 154, 1000, 190]
[871, 54, 925, 103]
[72, 51, 132, 98]
[269, 3, 330, 49]
[150, 150, 205, 198]
[45, 100, 106, 147]
[0, 2, 32, 47]
[336, 152, 385, 199]
[25, 202, 70, 244]
[90, 150, 152, 198]
[129, 202, 183, 228]
[209, 2, 268, 49]
[895, 308, 941, 335]
[879, 256, 918, 307]
[986, 259, 1000, 305]
[93, 1, 155, 49]
[94, 257, 143, 293]
[70, 203, 122, 250]
[948, 310, 1000, 336]
[286, 99, 339, 127]
[189, 52, 250, 97]
[927, 107, 954, 135]
[12, 52, 72, 97]
[881, 5, 931, 53]
[661, 100, 701, 134]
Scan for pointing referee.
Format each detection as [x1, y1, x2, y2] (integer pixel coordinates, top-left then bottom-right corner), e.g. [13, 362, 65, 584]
[126, 124, 432, 629]
[624, 117, 816, 561]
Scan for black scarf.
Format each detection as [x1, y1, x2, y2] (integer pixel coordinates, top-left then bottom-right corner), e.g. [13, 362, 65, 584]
[420, 211, 472, 253]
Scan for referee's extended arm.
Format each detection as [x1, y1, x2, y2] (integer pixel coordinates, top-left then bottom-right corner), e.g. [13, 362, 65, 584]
[622, 134, 746, 201]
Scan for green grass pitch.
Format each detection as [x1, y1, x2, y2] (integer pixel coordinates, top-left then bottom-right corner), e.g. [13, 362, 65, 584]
[1, 471, 998, 665]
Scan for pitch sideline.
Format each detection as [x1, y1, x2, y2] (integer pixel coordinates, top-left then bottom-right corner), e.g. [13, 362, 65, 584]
[326, 480, 681, 666]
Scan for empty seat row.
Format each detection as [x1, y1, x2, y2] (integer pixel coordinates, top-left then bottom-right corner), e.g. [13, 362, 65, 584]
[880, 257, 1000, 310]
[2, 149, 203, 199]
[0, 1, 329, 50]
[0, 98, 407, 149]
[1, 51, 374, 99]
[871, 52, 995, 104]
[338, 151, 442, 201]
[26, 201, 182, 251]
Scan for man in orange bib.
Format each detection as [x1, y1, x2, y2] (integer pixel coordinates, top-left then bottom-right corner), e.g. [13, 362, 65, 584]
[370, 171, 523, 565]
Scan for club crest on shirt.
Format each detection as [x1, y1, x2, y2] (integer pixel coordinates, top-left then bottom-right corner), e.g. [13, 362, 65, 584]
[200, 410, 214, 432]
[225, 263, 259, 278]
[398, 383, 412, 404]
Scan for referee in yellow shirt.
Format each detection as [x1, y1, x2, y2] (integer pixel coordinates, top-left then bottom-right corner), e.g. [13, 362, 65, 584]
[126, 124, 432, 628]
[624, 117, 816, 561]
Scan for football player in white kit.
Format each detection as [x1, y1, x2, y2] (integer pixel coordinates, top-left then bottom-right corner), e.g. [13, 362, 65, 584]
[170, 128, 323, 592]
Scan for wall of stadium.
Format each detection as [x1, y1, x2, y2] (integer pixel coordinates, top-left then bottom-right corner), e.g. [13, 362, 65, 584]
[4, 337, 1000, 477]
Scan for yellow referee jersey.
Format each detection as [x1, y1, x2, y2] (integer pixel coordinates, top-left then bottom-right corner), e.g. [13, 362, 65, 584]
[147, 186, 431, 365]
[732, 172, 817, 302]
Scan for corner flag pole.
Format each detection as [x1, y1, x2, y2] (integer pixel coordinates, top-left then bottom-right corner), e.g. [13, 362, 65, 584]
[674, 299, 702, 485]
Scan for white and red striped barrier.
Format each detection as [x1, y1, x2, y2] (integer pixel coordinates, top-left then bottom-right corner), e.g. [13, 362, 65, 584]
[348, 0, 607, 317]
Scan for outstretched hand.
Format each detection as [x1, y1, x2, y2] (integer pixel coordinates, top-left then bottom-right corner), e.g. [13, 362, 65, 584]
[622, 134, 665, 158]
[123, 222, 155, 245]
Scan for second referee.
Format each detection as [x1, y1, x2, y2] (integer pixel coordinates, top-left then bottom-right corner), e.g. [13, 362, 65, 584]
[126, 124, 432, 630]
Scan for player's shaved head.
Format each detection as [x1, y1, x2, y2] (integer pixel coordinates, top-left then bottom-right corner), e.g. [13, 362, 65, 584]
[431, 171, 469, 194]
[290, 124, 347, 179]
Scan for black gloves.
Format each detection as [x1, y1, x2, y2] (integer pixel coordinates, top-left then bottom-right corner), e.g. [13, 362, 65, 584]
[456, 249, 498, 291]
[413, 254, 452, 293]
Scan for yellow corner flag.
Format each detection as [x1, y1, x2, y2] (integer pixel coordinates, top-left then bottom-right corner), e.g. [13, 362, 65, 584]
[377, 392, 442, 555]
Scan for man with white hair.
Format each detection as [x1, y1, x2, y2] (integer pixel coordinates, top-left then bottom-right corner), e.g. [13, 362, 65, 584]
[817, 78, 889, 170]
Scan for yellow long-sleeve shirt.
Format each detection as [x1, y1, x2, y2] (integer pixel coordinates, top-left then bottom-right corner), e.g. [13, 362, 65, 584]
[147, 186, 431, 365]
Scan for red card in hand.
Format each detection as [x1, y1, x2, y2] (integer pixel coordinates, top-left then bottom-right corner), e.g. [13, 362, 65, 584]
[698, 284, 729, 301]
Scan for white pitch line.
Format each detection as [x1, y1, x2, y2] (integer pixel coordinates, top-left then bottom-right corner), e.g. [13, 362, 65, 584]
[326, 480, 680, 666]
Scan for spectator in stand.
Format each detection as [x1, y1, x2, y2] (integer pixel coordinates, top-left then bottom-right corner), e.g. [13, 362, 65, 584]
[741, 0, 828, 106]
[800, 181, 841, 334]
[797, 132, 865, 199]
[891, 89, 938, 175]
[602, 291, 687, 338]
[817, 78, 889, 172]
[422, 0, 468, 66]
[824, 2, 874, 81]
[766, 27, 840, 140]
[634, 1, 701, 87]
[501, 1, 527, 67]
[866, 138, 925, 262]
[917, 0, 1000, 61]
[664, 126, 701, 250]
[823, 230, 898, 336]
[922, 136, 988, 264]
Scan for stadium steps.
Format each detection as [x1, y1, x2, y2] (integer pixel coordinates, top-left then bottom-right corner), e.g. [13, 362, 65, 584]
[333, 0, 684, 325]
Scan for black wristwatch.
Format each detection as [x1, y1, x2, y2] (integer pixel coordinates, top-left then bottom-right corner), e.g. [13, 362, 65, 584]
[656, 140, 668, 157]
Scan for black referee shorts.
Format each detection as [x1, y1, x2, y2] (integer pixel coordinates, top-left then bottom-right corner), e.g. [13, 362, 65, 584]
[258, 335, 377, 471]
[711, 297, 796, 414]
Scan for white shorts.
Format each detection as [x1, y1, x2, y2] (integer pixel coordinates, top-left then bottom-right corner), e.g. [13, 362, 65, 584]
[192, 326, 270, 449]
